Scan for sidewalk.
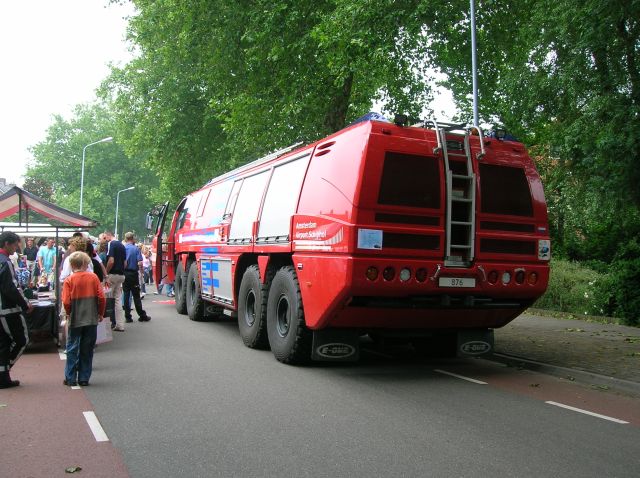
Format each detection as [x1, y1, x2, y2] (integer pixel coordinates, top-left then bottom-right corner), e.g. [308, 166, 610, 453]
[0, 340, 129, 478]
[493, 312, 640, 389]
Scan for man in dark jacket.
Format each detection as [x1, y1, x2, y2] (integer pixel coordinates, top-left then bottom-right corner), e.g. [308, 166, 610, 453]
[0, 231, 33, 388]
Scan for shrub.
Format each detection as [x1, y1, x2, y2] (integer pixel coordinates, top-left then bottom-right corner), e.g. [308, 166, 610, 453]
[534, 259, 603, 316]
[592, 240, 640, 326]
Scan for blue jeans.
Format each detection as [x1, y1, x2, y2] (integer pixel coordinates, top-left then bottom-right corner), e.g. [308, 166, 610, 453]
[65, 325, 97, 383]
[157, 283, 174, 295]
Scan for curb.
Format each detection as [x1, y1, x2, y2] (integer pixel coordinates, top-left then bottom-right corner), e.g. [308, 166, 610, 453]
[485, 352, 640, 397]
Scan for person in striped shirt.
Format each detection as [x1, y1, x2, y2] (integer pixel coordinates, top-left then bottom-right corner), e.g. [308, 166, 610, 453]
[62, 252, 106, 387]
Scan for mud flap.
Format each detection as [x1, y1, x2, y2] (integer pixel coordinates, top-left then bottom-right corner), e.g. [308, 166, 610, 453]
[457, 329, 494, 357]
[311, 329, 360, 362]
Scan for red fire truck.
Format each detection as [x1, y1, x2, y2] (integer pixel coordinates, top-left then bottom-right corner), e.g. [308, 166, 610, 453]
[148, 116, 550, 364]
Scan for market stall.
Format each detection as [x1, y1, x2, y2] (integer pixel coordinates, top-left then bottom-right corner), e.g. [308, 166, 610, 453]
[0, 186, 98, 345]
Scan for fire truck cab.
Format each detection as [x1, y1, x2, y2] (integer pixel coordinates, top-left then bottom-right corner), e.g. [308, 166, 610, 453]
[149, 117, 550, 364]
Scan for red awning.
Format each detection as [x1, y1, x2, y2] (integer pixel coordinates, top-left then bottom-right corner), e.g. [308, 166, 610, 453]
[0, 186, 98, 228]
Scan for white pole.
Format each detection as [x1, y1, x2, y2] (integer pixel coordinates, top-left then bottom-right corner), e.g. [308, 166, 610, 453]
[115, 192, 120, 240]
[115, 187, 135, 240]
[80, 145, 87, 215]
[470, 0, 479, 127]
[80, 137, 113, 215]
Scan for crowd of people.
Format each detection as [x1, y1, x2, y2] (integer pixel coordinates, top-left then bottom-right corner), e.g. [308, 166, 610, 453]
[0, 230, 173, 389]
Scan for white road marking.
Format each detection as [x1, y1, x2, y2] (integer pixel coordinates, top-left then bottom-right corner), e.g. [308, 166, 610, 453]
[59, 351, 66, 360]
[83, 411, 110, 442]
[71, 385, 81, 390]
[434, 369, 487, 385]
[545, 401, 629, 424]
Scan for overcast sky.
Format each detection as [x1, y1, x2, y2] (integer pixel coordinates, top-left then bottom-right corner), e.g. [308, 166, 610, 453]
[0, 0, 135, 186]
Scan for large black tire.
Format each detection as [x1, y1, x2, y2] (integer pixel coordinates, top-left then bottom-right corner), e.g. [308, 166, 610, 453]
[174, 262, 187, 315]
[266, 266, 311, 364]
[238, 265, 270, 349]
[186, 261, 206, 321]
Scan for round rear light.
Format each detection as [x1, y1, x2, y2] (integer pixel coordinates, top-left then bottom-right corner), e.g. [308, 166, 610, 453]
[415, 268, 428, 283]
[502, 272, 512, 284]
[382, 267, 395, 281]
[515, 270, 525, 284]
[487, 270, 499, 284]
[527, 271, 539, 285]
[399, 268, 411, 282]
[365, 266, 379, 281]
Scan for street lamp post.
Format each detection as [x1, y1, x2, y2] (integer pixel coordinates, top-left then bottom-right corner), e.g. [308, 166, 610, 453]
[470, 0, 479, 127]
[80, 136, 113, 215]
[115, 187, 135, 240]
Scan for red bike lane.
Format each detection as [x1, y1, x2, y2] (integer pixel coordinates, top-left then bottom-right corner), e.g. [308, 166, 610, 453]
[0, 340, 129, 478]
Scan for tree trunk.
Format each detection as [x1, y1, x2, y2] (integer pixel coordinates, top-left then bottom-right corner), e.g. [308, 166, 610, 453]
[323, 72, 354, 134]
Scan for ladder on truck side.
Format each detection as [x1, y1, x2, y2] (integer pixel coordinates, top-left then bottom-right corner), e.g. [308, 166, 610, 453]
[426, 120, 485, 267]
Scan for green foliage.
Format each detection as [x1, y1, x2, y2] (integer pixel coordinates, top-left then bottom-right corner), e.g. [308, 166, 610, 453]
[100, 0, 446, 202]
[535, 259, 604, 316]
[25, 103, 158, 236]
[537, 255, 640, 326]
[593, 240, 640, 326]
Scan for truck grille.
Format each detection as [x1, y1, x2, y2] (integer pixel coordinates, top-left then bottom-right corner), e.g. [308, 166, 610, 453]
[480, 221, 535, 233]
[375, 213, 439, 226]
[384, 233, 440, 250]
[479, 164, 533, 217]
[378, 152, 440, 209]
[480, 239, 536, 255]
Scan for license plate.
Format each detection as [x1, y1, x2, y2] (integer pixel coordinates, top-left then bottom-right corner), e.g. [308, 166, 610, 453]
[438, 277, 476, 288]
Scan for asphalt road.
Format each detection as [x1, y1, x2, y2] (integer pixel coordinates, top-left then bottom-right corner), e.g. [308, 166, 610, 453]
[81, 295, 640, 478]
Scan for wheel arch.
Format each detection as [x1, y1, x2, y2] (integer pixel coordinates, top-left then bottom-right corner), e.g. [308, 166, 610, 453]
[233, 253, 293, 304]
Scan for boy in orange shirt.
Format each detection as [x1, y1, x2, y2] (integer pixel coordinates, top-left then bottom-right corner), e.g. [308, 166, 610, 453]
[62, 251, 106, 386]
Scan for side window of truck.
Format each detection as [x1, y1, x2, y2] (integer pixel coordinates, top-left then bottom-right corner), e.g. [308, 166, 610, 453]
[224, 180, 243, 220]
[196, 189, 211, 217]
[229, 171, 270, 242]
[204, 181, 234, 225]
[258, 154, 311, 241]
[177, 208, 189, 229]
[177, 195, 198, 230]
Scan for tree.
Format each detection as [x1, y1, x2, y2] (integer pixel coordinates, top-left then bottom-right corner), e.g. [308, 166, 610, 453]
[101, 0, 445, 202]
[22, 176, 54, 202]
[25, 102, 159, 235]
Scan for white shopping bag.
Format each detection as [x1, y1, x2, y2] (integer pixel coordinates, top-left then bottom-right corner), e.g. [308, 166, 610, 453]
[96, 319, 113, 345]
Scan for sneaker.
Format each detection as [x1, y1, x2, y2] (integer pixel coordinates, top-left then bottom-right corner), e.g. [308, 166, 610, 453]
[141, 292, 146, 298]
[138, 316, 151, 322]
[153, 291, 159, 295]
[63, 379, 77, 386]
[78, 381, 90, 386]
[125, 318, 134, 323]
[113, 327, 125, 332]
[167, 292, 175, 297]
